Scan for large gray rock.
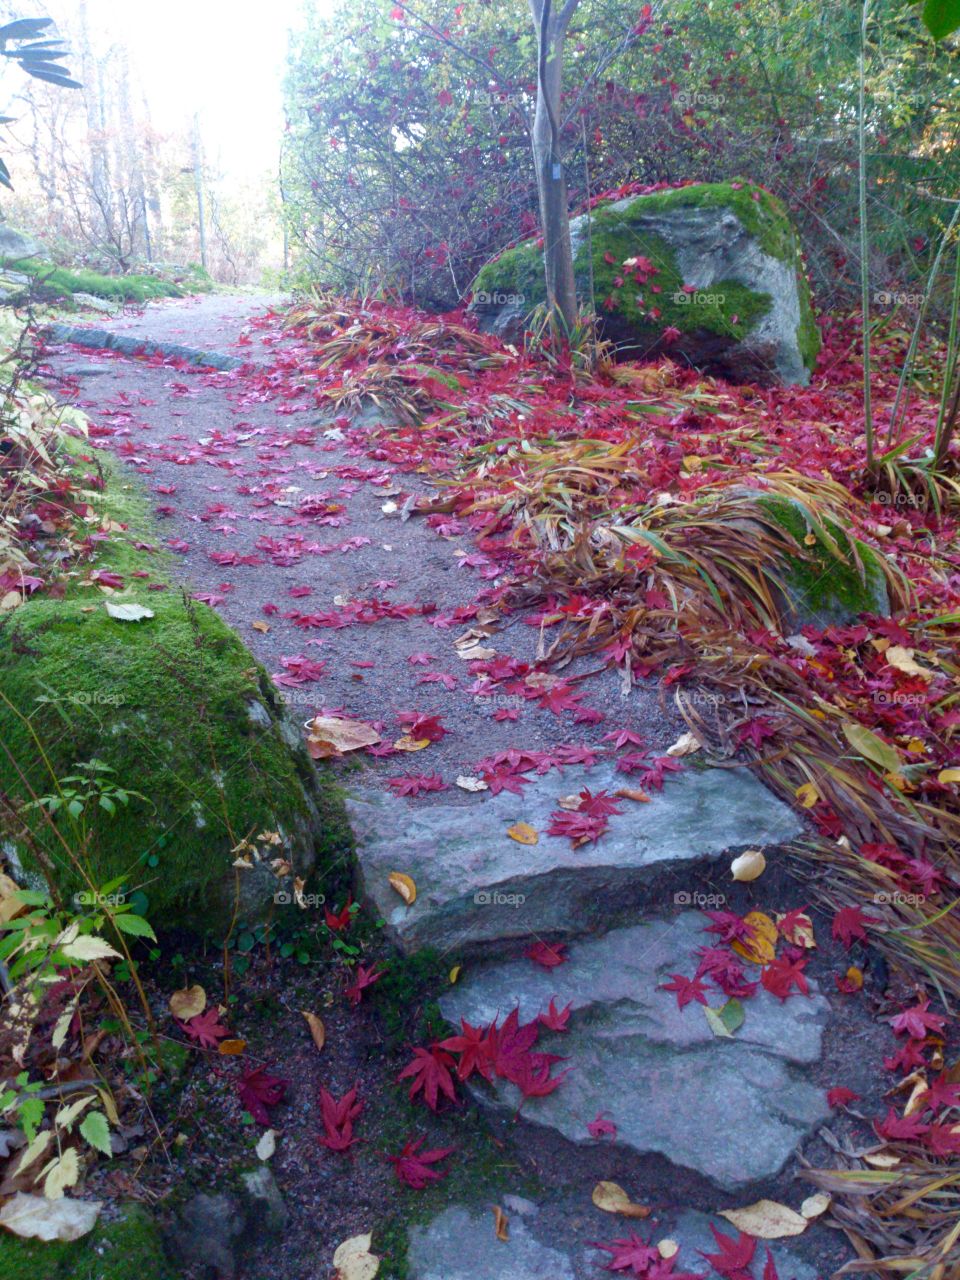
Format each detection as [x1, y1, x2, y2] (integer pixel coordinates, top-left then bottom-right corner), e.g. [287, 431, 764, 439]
[348, 763, 802, 954]
[469, 179, 818, 386]
[408, 1204, 575, 1280]
[0, 224, 41, 260]
[441, 913, 831, 1191]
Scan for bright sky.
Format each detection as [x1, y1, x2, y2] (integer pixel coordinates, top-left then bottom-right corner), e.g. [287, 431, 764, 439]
[44, 0, 317, 178]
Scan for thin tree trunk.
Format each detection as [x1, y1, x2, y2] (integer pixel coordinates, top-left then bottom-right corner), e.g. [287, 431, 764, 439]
[529, 0, 579, 335]
[192, 114, 208, 271]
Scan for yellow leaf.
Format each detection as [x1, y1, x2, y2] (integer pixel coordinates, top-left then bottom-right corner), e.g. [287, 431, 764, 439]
[885, 645, 934, 681]
[591, 1181, 650, 1219]
[218, 1039, 246, 1055]
[492, 1205, 509, 1241]
[939, 768, 960, 785]
[666, 731, 701, 757]
[333, 1232, 380, 1280]
[388, 871, 417, 905]
[730, 849, 766, 882]
[719, 1199, 809, 1239]
[795, 782, 819, 808]
[842, 722, 901, 774]
[732, 912, 778, 965]
[657, 1239, 679, 1259]
[302, 1011, 326, 1053]
[42, 1148, 80, 1200]
[169, 984, 206, 1022]
[843, 966, 864, 991]
[392, 736, 431, 752]
[800, 1193, 831, 1219]
[448, 965, 462, 984]
[251, 620, 270, 633]
[507, 821, 538, 845]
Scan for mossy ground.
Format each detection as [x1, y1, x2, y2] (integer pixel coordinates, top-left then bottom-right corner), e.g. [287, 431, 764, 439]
[0, 443, 345, 930]
[473, 178, 820, 369]
[0, 1205, 174, 1280]
[2, 259, 182, 304]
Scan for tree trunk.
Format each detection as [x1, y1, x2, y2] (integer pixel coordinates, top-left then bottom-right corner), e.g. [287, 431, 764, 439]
[192, 114, 208, 272]
[529, 0, 579, 335]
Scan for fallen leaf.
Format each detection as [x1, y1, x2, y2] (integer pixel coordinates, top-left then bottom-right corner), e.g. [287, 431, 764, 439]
[864, 1151, 900, 1168]
[218, 1039, 246, 1055]
[256, 1129, 276, 1161]
[333, 1232, 380, 1280]
[885, 645, 934, 681]
[302, 1011, 326, 1053]
[800, 1193, 830, 1219]
[666, 731, 701, 757]
[657, 1238, 679, 1259]
[703, 997, 745, 1038]
[448, 965, 461, 984]
[251, 620, 270, 633]
[776, 910, 816, 949]
[795, 782, 819, 808]
[169, 985, 206, 1021]
[388, 872, 417, 905]
[456, 775, 488, 792]
[556, 793, 583, 810]
[305, 716, 381, 759]
[614, 787, 651, 803]
[492, 1205, 509, 1241]
[104, 601, 154, 622]
[0, 1192, 101, 1241]
[719, 1198, 809, 1239]
[842, 722, 901, 774]
[938, 768, 960, 785]
[732, 912, 777, 964]
[592, 1181, 651, 1219]
[730, 849, 766, 883]
[392, 736, 431, 752]
[507, 821, 538, 845]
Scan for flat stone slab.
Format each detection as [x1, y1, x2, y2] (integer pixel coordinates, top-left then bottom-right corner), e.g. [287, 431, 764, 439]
[348, 763, 802, 954]
[667, 1210, 822, 1280]
[408, 1204, 575, 1280]
[440, 913, 831, 1191]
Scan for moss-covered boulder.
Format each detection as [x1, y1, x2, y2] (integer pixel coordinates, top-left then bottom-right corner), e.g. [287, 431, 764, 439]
[0, 1204, 176, 1280]
[0, 589, 344, 934]
[470, 178, 819, 385]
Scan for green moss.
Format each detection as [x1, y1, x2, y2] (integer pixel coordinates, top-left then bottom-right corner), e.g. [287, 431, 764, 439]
[755, 494, 890, 624]
[0, 1204, 176, 1280]
[0, 443, 347, 931]
[2, 259, 181, 303]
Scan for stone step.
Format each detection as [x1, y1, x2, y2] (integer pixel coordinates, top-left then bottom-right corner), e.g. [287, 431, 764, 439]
[439, 912, 831, 1192]
[408, 1201, 822, 1280]
[347, 763, 802, 955]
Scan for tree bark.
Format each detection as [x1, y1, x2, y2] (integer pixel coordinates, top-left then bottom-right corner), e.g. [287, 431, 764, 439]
[529, 0, 579, 335]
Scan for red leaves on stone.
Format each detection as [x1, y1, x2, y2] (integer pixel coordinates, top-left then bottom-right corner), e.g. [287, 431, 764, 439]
[661, 972, 711, 1010]
[397, 1046, 457, 1110]
[386, 1135, 454, 1188]
[699, 1223, 756, 1278]
[587, 1111, 617, 1139]
[874, 1106, 930, 1142]
[396, 710, 449, 741]
[237, 1066, 287, 1126]
[436, 1019, 498, 1082]
[388, 773, 447, 797]
[703, 910, 756, 945]
[177, 1007, 231, 1050]
[538, 997, 572, 1032]
[525, 940, 567, 969]
[317, 1083, 363, 1151]
[760, 956, 809, 1002]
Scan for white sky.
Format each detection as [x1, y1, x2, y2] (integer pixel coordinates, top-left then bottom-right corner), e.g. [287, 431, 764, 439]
[44, 0, 316, 178]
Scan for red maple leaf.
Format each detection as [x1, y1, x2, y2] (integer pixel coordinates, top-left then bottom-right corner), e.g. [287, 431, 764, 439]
[436, 1019, 497, 1081]
[703, 911, 756, 945]
[925, 1123, 960, 1157]
[525, 940, 567, 969]
[874, 1106, 930, 1141]
[591, 1232, 660, 1275]
[587, 1111, 617, 1139]
[762, 1248, 780, 1280]
[761, 956, 809, 1002]
[734, 716, 778, 750]
[177, 1007, 231, 1051]
[397, 1046, 457, 1111]
[344, 961, 386, 1006]
[317, 1083, 363, 1151]
[396, 711, 449, 741]
[325, 895, 353, 931]
[699, 1224, 756, 1278]
[237, 1066, 287, 1126]
[386, 1135, 454, 1188]
[661, 972, 710, 1010]
[919, 1073, 960, 1113]
[492, 1007, 540, 1079]
[827, 1086, 860, 1108]
[388, 773, 447, 797]
[538, 998, 572, 1032]
[889, 997, 946, 1039]
[508, 1051, 570, 1101]
[832, 905, 876, 950]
